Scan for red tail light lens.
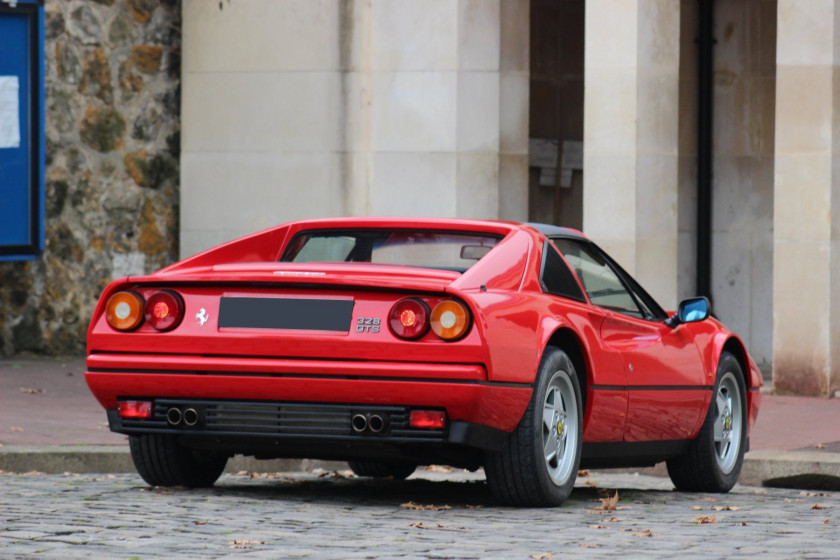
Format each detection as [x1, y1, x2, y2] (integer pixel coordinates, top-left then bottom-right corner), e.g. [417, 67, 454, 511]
[409, 410, 446, 429]
[118, 400, 153, 419]
[389, 298, 430, 340]
[144, 290, 184, 331]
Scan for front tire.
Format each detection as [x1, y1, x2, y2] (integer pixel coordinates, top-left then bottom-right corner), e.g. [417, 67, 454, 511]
[129, 434, 228, 488]
[484, 347, 583, 507]
[667, 351, 747, 492]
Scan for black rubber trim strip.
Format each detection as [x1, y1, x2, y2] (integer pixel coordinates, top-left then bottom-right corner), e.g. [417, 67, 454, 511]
[591, 384, 714, 391]
[87, 367, 532, 389]
[447, 421, 508, 452]
[747, 387, 761, 392]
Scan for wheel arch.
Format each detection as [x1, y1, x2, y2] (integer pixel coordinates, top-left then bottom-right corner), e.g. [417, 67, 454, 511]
[717, 335, 761, 389]
[544, 327, 589, 415]
[717, 334, 762, 437]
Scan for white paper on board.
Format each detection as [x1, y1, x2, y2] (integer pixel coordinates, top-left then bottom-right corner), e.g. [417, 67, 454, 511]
[0, 76, 21, 149]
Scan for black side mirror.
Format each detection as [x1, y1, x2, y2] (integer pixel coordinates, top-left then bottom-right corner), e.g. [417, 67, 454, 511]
[666, 296, 711, 328]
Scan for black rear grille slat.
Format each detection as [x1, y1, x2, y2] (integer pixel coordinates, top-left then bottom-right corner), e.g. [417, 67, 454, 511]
[138, 399, 443, 442]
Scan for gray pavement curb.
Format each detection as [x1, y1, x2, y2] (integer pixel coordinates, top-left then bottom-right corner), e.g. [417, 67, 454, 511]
[0, 445, 345, 475]
[4, 445, 840, 491]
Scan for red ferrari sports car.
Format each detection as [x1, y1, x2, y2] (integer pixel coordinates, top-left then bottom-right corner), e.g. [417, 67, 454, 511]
[85, 218, 761, 506]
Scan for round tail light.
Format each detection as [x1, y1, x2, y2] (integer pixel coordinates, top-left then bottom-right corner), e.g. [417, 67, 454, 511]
[430, 300, 470, 341]
[144, 290, 184, 331]
[388, 298, 430, 340]
[105, 291, 145, 331]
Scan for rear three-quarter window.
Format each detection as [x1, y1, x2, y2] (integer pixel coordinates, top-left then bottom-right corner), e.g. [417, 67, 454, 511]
[540, 244, 586, 302]
[281, 230, 501, 272]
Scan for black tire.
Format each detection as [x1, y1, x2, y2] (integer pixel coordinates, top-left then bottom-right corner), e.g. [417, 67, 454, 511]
[129, 434, 228, 488]
[347, 460, 416, 479]
[667, 351, 747, 492]
[484, 347, 583, 507]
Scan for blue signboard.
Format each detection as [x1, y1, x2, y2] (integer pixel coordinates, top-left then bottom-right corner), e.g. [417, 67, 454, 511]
[0, 1, 44, 261]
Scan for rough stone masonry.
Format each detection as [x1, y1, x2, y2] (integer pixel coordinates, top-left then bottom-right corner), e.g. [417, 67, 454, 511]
[0, 0, 181, 355]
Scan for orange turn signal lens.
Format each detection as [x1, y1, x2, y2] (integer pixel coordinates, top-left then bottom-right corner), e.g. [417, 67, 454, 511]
[430, 300, 470, 341]
[105, 291, 145, 331]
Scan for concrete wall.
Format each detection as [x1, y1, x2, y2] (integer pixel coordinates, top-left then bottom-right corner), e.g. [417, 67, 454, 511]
[180, 0, 529, 258]
[0, 0, 181, 355]
[678, 0, 776, 372]
[772, 0, 840, 396]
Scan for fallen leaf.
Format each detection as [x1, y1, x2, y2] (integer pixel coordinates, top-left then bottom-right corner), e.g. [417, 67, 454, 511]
[579, 544, 600, 549]
[409, 522, 427, 529]
[401, 501, 452, 511]
[423, 465, 454, 473]
[584, 479, 598, 487]
[530, 554, 552, 559]
[712, 506, 741, 512]
[604, 517, 622, 523]
[699, 497, 717, 502]
[20, 387, 43, 394]
[741, 522, 748, 527]
[812, 504, 831, 510]
[597, 491, 619, 512]
[194, 521, 208, 526]
[824, 520, 831, 525]
[815, 443, 827, 449]
[577, 470, 591, 477]
[590, 525, 608, 530]
[10, 427, 23, 432]
[696, 516, 718, 524]
[633, 530, 654, 537]
[464, 504, 482, 509]
[691, 506, 704, 511]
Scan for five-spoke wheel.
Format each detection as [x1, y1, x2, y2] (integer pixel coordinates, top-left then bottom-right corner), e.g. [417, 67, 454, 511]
[485, 347, 582, 507]
[667, 351, 747, 492]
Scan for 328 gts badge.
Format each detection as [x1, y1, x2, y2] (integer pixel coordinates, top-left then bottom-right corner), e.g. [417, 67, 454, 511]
[355, 317, 380, 333]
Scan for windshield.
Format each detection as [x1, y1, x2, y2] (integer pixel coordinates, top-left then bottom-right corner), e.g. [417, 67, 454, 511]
[280, 230, 501, 272]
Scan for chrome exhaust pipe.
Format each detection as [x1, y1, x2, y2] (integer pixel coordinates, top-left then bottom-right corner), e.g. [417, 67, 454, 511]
[166, 407, 182, 426]
[351, 414, 368, 433]
[368, 414, 385, 434]
[183, 408, 199, 427]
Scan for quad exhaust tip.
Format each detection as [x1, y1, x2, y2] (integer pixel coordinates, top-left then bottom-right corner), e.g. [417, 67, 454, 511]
[183, 408, 199, 426]
[167, 407, 200, 427]
[166, 407, 182, 426]
[351, 412, 388, 435]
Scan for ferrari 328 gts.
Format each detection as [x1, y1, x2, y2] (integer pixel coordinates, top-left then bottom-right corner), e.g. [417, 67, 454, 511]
[85, 218, 761, 506]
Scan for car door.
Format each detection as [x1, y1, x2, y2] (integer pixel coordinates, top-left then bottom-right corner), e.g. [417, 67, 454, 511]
[551, 238, 709, 443]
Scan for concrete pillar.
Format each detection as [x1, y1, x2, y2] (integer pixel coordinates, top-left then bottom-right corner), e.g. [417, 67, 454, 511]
[583, 0, 681, 309]
[772, 0, 840, 396]
[181, 0, 529, 257]
[343, 0, 528, 221]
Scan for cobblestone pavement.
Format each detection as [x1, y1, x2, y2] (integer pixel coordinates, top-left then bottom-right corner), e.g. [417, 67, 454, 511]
[1, 469, 838, 559]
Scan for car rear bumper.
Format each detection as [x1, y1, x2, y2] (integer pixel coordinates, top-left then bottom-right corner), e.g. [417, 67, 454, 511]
[85, 353, 533, 439]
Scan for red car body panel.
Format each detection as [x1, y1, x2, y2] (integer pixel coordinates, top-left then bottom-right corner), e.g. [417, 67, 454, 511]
[85, 217, 761, 468]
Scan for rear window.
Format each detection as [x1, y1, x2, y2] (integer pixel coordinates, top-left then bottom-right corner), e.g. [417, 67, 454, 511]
[280, 230, 501, 272]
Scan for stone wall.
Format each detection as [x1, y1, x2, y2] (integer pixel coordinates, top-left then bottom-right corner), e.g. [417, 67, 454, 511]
[0, 0, 181, 355]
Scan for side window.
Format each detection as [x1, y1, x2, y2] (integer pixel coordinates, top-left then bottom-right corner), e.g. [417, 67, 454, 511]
[552, 238, 644, 319]
[540, 244, 586, 302]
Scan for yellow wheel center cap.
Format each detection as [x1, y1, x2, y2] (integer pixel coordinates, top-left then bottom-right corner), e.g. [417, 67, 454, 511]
[557, 422, 563, 436]
[725, 417, 731, 430]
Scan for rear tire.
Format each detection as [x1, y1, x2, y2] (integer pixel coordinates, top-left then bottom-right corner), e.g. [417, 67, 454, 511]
[666, 351, 747, 493]
[484, 347, 583, 507]
[347, 460, 416, 480]
[129, 434, 228, 488]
